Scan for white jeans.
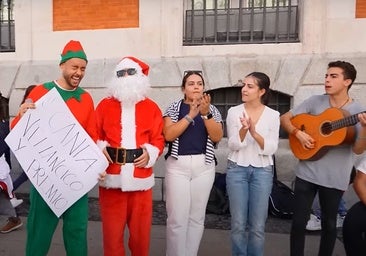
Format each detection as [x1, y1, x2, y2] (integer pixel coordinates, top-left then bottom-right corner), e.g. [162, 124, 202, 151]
[165, 154, 215, 256]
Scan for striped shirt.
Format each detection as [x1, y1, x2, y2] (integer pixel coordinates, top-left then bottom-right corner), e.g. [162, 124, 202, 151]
[163, 99, 222, 164]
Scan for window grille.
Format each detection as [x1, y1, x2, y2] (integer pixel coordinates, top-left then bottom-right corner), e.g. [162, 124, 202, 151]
[0, 0, 15, 52]
[184, 0, 299, 45]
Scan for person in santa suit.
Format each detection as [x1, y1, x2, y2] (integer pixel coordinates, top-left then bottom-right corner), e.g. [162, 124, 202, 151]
[96, 56, 165, 256]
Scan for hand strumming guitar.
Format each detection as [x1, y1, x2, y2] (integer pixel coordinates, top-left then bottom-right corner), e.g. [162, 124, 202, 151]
[293, 129, 315, 150]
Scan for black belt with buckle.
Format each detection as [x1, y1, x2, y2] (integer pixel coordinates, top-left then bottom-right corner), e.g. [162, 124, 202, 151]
[106, 146, 143, 165]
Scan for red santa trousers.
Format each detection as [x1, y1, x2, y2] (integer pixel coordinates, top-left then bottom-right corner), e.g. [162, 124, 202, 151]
[99, 187, 153, 256]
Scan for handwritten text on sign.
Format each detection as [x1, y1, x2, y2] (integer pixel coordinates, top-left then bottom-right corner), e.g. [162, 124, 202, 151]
[5, 88, 108, 217]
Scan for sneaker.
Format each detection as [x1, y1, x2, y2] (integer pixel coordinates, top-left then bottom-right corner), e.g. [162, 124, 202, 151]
[336, 214, 345, 228]
[0, 217, 23, 233]
[306, 214, 321, 231]
[10, 198, 23, 208]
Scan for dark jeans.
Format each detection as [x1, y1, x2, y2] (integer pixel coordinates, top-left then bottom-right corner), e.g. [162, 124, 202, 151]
[290, 177, 343, 256]
[0, 120, 11, 168]
[12, 171, 29, 191]
[343, 201, 366, 256]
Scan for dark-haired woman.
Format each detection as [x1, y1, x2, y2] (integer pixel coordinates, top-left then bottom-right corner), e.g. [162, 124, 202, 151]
[226, 72, 279, 255]
[163, 71, 223, 256]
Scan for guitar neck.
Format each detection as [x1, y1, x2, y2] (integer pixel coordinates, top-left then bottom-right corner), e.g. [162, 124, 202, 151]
[331, 111, 365, 131]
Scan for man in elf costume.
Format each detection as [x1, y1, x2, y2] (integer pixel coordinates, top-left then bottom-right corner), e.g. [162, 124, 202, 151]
[96, 56, 165, 256]
[11, 40, 100, 256]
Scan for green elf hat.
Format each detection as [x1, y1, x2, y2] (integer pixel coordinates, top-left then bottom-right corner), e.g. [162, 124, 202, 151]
[60, 40, 88, 64]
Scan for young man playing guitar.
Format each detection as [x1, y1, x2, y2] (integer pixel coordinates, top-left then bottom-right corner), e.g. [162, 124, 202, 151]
[280, 60, 366, 256]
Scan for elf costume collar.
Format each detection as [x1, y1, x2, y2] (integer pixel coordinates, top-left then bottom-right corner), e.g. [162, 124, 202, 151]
[43, 81, 85, 102]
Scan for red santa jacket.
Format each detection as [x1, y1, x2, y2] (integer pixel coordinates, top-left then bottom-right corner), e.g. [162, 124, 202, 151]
[11, 82, 98, 142]
[96, 97, 164, 191]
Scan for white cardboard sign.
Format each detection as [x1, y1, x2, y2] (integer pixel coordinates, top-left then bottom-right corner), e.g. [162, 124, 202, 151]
[5, 88, 108, 217]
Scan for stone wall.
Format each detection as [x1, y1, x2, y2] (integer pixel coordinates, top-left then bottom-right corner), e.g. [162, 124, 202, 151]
[4, 54, 366, 200]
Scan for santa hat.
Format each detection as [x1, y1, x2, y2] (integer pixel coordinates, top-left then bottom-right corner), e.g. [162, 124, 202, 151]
[60, 40, 88, 64]
[116, 56, 149, 76]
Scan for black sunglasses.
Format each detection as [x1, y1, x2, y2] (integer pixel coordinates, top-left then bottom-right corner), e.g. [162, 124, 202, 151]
[116, 68, 137, 77]
[183, 70, 203, 77]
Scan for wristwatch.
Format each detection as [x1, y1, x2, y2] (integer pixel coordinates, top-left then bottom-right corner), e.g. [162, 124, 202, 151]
[201, 113, 213, 120]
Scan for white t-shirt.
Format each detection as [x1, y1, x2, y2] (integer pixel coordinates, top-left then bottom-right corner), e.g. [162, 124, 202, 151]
[355, 152, 366, 175]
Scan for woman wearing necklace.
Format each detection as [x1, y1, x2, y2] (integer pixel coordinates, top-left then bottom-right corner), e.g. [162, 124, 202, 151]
[225, 72, 280, 255]
[281, 60, 366, 256]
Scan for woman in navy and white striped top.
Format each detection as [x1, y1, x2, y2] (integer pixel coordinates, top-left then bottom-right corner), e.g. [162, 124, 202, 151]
[163, 70, 223, 256]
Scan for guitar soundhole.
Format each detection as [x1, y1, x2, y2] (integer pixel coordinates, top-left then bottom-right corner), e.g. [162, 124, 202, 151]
[321, 122, 332, 135]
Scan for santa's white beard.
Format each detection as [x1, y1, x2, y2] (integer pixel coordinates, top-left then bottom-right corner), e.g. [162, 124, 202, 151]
[107, 74, 151, 106]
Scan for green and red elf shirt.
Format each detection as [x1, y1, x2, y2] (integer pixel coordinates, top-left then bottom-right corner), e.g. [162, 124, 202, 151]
[11, 81, 98, 142]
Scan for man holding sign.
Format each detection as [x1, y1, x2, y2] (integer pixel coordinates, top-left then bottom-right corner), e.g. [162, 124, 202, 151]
[10, 40, 106, 256]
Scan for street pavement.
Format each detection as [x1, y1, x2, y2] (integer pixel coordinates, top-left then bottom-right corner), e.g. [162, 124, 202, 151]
[0, 181, 356, 255]
[0, 206, 350, 255]
[0, 216, 347, 256]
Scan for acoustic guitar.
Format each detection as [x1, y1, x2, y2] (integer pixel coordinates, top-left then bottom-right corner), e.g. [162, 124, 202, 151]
[289, 108, 362, 161]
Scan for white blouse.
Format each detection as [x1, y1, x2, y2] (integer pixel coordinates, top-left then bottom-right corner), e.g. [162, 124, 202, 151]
[226, 104, 280, 168]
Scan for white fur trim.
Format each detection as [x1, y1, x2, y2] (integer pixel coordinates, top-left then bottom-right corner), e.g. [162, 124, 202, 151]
[98, 105, 155, 191]
[142, 143, 160, 168]
[96, 140, 109, 151]
[121, 106, 136, 148]
[99, 164, 155, 191]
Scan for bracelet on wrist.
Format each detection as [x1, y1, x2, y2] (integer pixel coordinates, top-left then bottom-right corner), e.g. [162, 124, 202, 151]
[184, 115, 195, 125]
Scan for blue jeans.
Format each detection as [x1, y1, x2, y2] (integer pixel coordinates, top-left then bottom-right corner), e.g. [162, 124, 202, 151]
[226, 161, 273, 256]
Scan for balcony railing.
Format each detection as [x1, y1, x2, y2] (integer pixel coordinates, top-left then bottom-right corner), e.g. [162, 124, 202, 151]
[0, 0, 15, 52]
[184, 5, 299, 45]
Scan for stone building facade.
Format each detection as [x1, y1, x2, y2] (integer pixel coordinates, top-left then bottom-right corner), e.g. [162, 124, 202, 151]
[2, 0, 366, 199]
